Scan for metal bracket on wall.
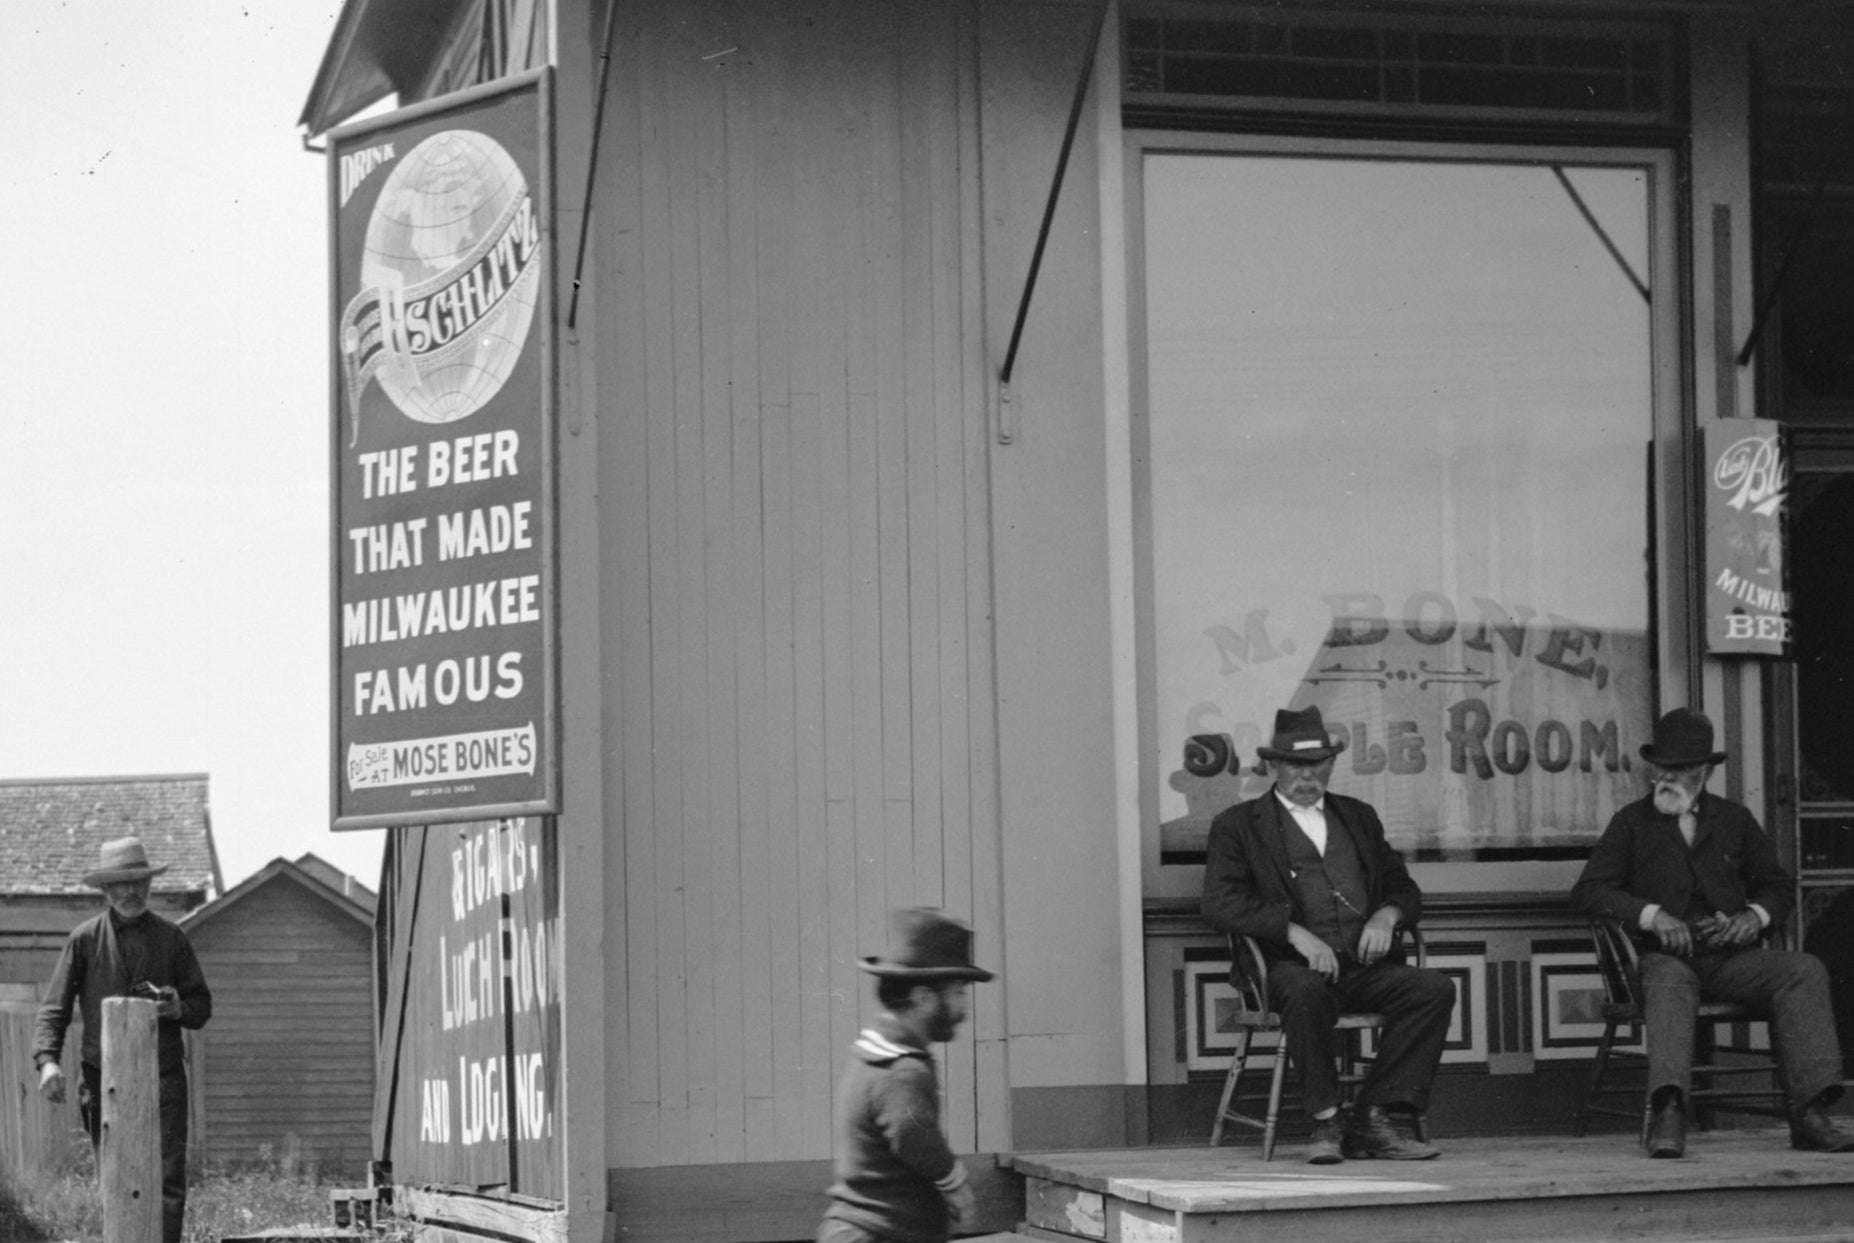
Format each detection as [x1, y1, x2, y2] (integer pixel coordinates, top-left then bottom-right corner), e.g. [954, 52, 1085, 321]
[995, 0, 1111, 444]
[1737, 116, 1849, 369]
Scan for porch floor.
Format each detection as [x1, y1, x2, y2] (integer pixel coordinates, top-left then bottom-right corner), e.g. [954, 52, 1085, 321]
[1007, 1128, 1854, 1243]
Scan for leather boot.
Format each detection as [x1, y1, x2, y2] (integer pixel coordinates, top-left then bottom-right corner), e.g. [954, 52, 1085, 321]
[1647, 1089, 1685, 1158]
[1790, 1105, 1854, 1153]
[1305, 1113, 1344, 1164]
[1342, 1105, 1439, 1160]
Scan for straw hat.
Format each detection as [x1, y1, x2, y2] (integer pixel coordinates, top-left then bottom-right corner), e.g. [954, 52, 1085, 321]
[82, 836, 170, 887]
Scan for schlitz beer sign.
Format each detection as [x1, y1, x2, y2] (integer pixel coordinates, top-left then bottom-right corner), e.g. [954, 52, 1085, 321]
[328, 72, 557, 829]
[1704, 419, 1791, 657]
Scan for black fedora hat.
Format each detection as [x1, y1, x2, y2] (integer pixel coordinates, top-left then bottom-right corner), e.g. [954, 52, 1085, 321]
[1639, 707, 1727, 768]
[859, 908, 994, 982]
[1255, 705, 1347, 764]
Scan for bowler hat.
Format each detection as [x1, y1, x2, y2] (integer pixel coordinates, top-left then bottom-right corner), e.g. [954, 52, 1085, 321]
[82, 836, 170, 888]
[859, 908, 994, 982]
[1255, 705, 1348, 763]
[1639, 707, 1727, 769]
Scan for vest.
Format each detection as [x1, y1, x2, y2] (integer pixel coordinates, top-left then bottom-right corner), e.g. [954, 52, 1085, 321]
[1678, 829, 1719, 922]
[1283, 812, 1369, 957]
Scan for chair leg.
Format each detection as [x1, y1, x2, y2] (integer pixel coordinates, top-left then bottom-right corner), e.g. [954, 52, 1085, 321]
[1262, 1038, 1289, 1162]
[1694, 1022, 1716, 1132]
[1212, 1031, 1250, 1148]
[1574, 1021, 1619, 1138]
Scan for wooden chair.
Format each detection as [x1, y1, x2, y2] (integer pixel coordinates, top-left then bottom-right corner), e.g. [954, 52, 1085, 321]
[1209, 926, 1429, 1160]
[1573, 917, 1788, 1143]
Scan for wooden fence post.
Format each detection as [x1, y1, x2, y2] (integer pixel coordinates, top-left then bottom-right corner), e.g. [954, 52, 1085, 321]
[101, 997, 160, 1243]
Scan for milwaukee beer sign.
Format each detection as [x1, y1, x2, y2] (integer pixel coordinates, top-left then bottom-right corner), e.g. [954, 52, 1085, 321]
[328, 72, 557, 829]
[1704, 420, 1791, 657]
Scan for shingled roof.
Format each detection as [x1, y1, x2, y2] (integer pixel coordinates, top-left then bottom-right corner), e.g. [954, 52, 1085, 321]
[0, 775, 221, 897]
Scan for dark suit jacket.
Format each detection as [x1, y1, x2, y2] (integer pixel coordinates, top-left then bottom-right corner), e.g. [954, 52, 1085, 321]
[1570, 791, 1793, 935]
[1202, 789, 1424, 967]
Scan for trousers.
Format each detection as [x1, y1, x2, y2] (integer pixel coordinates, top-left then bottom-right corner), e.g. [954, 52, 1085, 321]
[1267, 959, 1455, 1117]
[1640, 945, 1845, 1112]
[79, 1061, 188, 1243]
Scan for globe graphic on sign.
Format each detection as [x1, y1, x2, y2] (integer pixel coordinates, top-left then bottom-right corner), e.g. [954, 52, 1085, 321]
[358, 130, 538, 424]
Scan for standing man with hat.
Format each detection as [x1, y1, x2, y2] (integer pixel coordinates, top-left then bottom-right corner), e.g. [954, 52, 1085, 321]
[35, 836, 213, 1243]
[820, 908, 994, 1243]
[1203, 705, 1455, 1163]
[1572, 707, 1854, 1157]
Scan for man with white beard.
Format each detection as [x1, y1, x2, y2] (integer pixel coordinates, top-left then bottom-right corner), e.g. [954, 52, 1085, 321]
[1572, 708, 1854, 1157]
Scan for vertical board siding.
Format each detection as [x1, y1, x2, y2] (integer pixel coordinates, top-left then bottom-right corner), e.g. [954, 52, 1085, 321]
[186, 880, 374, 1172]
[1, 996, 67, 1185]
[602, 0, 659, 1158]
[724, 31, 775, 1163]
[598, 0, 1001, 1165]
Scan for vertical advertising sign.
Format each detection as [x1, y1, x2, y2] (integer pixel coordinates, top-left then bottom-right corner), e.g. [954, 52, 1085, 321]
[328, 73, 556, 828]
[390, 819, 560, 1194]
[1704, 419, 1791, 657]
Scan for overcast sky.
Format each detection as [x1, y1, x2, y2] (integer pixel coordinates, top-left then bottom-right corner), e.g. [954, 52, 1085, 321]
[0, 2, 388, 890]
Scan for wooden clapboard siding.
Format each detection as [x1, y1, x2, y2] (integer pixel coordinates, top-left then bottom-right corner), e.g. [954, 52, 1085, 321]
[183, 866, 373, 1172]
[595, 0, 1003, 1168]
[0, 894, 204, 998]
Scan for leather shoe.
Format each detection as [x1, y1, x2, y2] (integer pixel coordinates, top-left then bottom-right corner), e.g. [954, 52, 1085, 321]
[1305, 1114, 1344, 1164]
[1790, 1105, 1854, 1153]
[1647, 1095, 1685, 1158]
[1342, 1105, 1439, 1160]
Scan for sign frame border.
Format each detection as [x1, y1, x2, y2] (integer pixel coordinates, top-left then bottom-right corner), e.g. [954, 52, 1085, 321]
[326, 68, 560, 831]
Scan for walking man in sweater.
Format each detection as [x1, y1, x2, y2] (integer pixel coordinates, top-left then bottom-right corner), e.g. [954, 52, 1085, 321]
[820, 908, 994, 1243]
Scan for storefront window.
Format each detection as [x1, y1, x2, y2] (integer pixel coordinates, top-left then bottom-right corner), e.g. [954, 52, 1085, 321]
[1142, 150, 1658, 865]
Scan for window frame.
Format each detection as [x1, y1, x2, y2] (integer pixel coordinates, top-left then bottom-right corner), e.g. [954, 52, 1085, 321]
[1121, 129, 1693, 898]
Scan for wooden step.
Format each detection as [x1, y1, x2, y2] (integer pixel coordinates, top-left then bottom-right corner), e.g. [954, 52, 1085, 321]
[1009, 1130, 1854, 1243]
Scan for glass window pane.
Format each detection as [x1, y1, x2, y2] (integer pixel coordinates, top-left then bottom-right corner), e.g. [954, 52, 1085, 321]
[1146, 153, 1656, 862]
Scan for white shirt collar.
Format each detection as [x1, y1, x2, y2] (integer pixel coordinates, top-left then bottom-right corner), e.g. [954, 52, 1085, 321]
[1275, 790, 1324, 816]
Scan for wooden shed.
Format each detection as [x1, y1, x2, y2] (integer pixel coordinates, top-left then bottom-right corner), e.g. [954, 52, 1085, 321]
[298, 2, 1854, 1242]
[180, 855, 377, 1174]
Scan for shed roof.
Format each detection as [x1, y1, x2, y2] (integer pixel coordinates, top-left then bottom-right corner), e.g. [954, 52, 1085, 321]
[181, 854, 375, 933]
[0, 774, 220, 897]
[292, 852, 380, 910]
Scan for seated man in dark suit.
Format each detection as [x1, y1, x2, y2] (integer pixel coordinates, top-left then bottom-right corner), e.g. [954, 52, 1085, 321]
[1202, 706, 1455, 1163]
[1572, 707, 1854, 1157]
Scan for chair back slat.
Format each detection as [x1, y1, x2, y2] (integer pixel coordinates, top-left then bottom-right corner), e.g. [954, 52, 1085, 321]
[1405, 924, 1427, 969]
[1227, 934, 1271, 1015]
[1590, 918, 1641, 1010]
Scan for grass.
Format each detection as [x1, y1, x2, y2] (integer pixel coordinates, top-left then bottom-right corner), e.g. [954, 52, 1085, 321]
[0, 1143, 391, 1243]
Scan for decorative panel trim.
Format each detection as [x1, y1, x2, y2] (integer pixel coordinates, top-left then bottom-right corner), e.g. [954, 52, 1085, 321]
[1531, 949, 1639, 1060]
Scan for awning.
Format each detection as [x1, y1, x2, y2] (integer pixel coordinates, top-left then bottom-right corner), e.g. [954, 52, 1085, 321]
[300, 0, 470, 136]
